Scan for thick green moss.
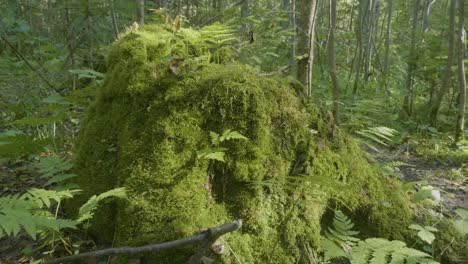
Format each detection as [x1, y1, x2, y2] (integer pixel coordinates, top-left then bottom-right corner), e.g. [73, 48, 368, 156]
[71, 25, 412, 263]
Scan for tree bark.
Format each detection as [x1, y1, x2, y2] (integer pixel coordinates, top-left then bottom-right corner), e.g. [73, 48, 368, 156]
[296, 0, 318, 96]
[290, 0, 297, 72]
[455, 0, 466, 142]
[352, 0, 367, 97]
[136, 0, 145, 24]
[364, 0, 376, 83]
[109, 0, 119, 39]
[328, 0, 341, 124]
[402, 0, 421, 117]
[383, 0, 393, 81]
[422, 0, 436, 32]
[428, 0, 456, 124]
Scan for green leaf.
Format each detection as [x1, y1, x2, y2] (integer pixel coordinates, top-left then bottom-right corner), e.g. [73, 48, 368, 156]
[417, 230, 435, 244]
[455, 209, 468, 220]
[453, 220, 468, 236]
[412, 189, 433, 202]
[41, 95, 72, 105]
[409, 224, 424, 231]
[204, 152, 226, 162]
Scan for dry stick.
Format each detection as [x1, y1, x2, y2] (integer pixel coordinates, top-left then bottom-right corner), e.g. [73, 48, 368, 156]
[0, 28, 56, 91]
[45, 220, 242, 264]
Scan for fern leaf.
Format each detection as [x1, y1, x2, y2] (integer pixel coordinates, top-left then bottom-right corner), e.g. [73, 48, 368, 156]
[78, 188, 127, 222]
[209, 131, 220, 146]
[351, 238, 438, 264]
[219, 129, 248, 142]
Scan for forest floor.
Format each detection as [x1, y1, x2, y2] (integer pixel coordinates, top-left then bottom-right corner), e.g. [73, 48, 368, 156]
[371, 147, 467, 218]
[0, 144, 466, 263]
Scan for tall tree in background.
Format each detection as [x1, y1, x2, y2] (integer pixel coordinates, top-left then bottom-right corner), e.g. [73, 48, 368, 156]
[136, 0, 145, 24]
[296, 0, 318, 96]
[383, 0, 393, 88]
[402, 0, 421, 117]
[428, 0, 456, 124]
[241, 0, 250, 30]
[455, 0, 466, 142]
[328, 0, 340, 123]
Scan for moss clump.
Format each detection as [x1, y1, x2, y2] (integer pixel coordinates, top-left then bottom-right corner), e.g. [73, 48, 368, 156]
[71, 25, 412, 263]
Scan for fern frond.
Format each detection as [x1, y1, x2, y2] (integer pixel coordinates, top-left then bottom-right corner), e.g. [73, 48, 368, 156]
[351, 238, 439, 264]
[0, 194, 79, 240]
[323, 210, 360, 261]
[78, 188, 127, 222]
[219, 129, 248, 142]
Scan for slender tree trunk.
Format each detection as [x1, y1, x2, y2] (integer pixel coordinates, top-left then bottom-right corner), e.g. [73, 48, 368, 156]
[64, 0, 76, 89]
[328, 0, 341, 123]
[422, 0, 435, 32]
[109, 0, 119, 39]
[352, 0, 366, 98]
[383, 0, 393, 81]
[455, 0, 466, 142]
[428, 0, 456, 124]
[155, 0, 162, 9]
[306, 1, 319, 96]
[402, 0, 421, 117]
[296, 0, 318, 96]
[136, 0, 145, 24]
[364, 0, 375, 82]
[185, 0, 190, 18]
[241, 0, 250, 20]
[290, 0, 297, 72]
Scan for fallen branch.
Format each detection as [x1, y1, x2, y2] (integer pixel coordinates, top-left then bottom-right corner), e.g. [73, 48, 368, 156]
[45, 220, 242, 264]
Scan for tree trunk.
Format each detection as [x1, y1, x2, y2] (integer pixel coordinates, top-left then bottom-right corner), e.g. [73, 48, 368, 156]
[352, 0, 366, 98]
[402, 0, 421, 117]
[383, 0, 393, 80]
[455, 0, 466, 142]
[136, 0, 144, 24]
[422, 0, 435, 32]
[364, 0, 375, 83]
[241, 0, 250, 19]
[109, 0, 119, 39]
[296, 0, 318, 96]
[328, 0, 341, 123]
[290, 0, 297, 72]
[428, 0, 456, 125]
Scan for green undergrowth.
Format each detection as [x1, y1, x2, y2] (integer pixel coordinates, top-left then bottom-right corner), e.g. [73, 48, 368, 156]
[68, 24, 413, 263]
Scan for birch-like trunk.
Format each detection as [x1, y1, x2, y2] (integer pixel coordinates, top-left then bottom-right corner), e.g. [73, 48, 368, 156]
[455, 0, 466, 141]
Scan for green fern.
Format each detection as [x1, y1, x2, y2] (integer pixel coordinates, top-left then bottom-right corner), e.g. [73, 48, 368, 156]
[200, 23, 237, 46]
[0, 187, 126, 240]
[37, 156, 77, 186]
[198, 129, 247, 163]
[322, 211, 439, 264]
[0, 193, 79, 240]
[356, 126, 397, 149]
[351, 238, 438, 264]
[78, 187, 127, 222]
[322, 210, 360, 261]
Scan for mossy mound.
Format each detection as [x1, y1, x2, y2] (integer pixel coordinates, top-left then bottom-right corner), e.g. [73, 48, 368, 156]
[72, 25, 412, 263]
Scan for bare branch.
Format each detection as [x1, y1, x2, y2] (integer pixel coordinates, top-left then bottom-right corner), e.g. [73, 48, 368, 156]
[45, 220, 242, 264]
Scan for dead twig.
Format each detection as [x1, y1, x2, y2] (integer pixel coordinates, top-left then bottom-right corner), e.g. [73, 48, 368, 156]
[45, 220, 242, 264]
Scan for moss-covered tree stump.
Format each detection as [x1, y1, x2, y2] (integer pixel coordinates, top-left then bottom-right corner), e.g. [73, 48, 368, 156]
[71, 24, 412, 263]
